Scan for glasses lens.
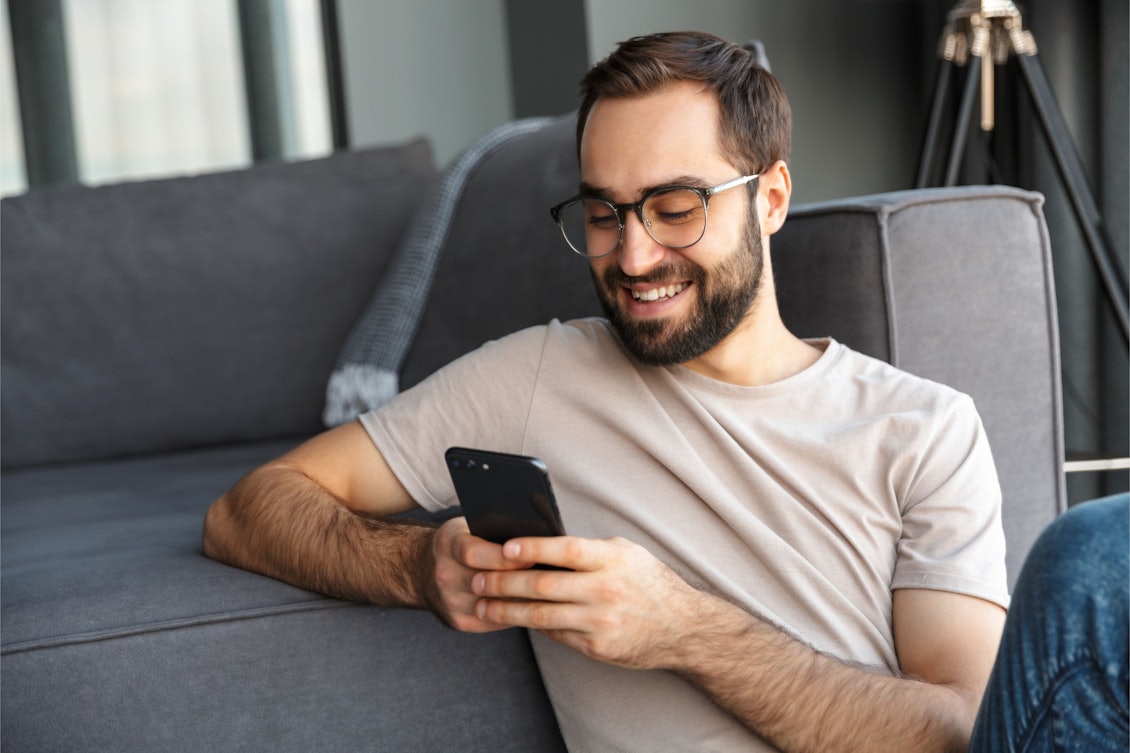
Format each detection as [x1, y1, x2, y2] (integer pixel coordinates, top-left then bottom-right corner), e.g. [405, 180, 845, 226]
[642, 188, 707, 249]
[557, 199, 620, 257]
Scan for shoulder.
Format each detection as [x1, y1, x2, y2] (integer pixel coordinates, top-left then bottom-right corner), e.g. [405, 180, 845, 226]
[540, 317, 626, 362]
[829, 342, 976, 418]
[820, 343, 988, 476]
[415, 317, 621, 387]
[549, 316, 617, 344]
[478, 317, 615, 353]
[459, 317, 622, 368]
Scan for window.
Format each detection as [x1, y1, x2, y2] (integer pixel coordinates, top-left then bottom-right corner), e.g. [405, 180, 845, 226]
[0, 2, 25, 195]
[0, 0, 332, 196]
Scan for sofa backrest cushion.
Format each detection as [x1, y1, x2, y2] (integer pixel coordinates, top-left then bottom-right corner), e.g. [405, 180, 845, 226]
[398, 116, 603, 389]
[322, 116, 564, 425]
[1, 140, 436, 468]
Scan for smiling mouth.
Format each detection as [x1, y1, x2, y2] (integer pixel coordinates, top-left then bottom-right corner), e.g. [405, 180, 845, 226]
[629, 283, 688, 302]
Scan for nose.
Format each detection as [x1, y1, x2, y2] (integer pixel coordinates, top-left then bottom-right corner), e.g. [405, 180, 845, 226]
[616, 209, 666, 277]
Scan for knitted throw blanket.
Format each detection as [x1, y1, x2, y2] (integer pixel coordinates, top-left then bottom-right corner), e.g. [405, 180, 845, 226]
[323, 116, 558, 426]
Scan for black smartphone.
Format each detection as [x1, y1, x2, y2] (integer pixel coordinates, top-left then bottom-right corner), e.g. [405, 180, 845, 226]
[444, 447, 566, 544]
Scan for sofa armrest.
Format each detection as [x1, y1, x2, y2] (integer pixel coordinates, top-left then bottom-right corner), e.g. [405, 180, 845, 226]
[775, 186, 1066, 583]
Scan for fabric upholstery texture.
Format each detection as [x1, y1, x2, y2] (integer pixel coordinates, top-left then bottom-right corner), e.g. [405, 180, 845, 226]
[1, 140, 436, 469]
[2, 440, 313, 651]
[0, 440, 565, 753]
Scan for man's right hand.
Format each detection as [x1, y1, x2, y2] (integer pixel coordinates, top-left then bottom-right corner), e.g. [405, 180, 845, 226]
[426, 516, 537, 632]
[203, 421, 541, 633]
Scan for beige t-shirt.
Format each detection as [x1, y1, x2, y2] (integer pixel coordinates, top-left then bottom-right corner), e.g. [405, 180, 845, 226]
[361, 318, 1008, 752]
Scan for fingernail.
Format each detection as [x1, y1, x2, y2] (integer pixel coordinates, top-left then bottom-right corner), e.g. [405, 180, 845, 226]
[472, 573, 485, 593]
[475, 600, 487, 619]
[503, 541, 521, 559]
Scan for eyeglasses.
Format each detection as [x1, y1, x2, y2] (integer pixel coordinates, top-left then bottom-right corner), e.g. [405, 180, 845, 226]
[549, 174, 759, 259]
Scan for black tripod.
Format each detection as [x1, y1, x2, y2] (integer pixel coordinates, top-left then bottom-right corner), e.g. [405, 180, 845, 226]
[916, 0, 1129, 343]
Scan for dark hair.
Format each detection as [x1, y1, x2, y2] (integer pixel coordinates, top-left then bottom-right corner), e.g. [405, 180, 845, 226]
[577, 31, 792, 175]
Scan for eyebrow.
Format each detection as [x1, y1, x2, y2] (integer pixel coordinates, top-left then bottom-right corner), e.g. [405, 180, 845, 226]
[578, 174, 712, 202]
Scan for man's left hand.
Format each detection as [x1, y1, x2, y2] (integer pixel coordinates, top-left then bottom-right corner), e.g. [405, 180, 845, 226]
[470, 535, 710, 669]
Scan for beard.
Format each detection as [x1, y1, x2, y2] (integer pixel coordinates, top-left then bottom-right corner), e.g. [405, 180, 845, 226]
[591, 208, 765, 367]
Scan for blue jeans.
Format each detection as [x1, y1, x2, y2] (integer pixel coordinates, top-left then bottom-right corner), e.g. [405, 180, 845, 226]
[970, 493, 1129, 752]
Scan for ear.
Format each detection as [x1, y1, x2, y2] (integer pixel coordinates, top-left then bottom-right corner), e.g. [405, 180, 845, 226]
[759, 160, 791, 236]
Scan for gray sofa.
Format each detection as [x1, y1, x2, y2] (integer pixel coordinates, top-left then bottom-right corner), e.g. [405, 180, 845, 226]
[1, 115, 1065, 752]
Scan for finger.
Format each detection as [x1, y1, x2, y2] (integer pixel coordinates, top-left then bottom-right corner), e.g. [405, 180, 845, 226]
[442, 518, 533, 571]
[446, 601, 517, 634]
[445, 596, 514, 634]
[472, 566, 586, 604]
[502, 535, 623, 571]
[431, 554, 522, 634]
[430, 519, 526, 633]
[474, 594, 588, 632]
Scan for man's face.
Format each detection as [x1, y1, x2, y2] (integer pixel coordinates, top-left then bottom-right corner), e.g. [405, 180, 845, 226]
[579, 82, 765, 367]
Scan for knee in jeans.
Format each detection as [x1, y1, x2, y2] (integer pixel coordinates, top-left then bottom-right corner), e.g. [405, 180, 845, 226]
[1028, 494, 1127, 583]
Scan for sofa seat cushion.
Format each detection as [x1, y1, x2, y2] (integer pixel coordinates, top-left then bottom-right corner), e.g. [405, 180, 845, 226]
[2, 439, 319, 649]
[1, 439, 564, 752]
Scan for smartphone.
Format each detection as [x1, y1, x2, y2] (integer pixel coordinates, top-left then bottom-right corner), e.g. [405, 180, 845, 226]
[444, 447, 567, 544]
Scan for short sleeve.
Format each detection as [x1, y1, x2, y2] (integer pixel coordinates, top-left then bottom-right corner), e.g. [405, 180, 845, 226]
[359, 325, 550, 512]
[892, 393, 1010, 608]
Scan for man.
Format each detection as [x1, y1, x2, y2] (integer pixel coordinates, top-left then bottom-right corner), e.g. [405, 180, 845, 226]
[204, 32, 1009, 751]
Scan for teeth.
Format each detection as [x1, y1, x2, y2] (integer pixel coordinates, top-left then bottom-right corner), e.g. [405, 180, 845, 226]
[632, 283, 687, 302]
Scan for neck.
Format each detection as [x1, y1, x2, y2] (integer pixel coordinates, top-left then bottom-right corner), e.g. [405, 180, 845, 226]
[683, 267, 822, 386]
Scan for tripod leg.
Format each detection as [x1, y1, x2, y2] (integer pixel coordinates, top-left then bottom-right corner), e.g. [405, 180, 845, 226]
[1015, 52, 1130, 342]
[945, 55, 982, 186]
[916, 58, 954, 188]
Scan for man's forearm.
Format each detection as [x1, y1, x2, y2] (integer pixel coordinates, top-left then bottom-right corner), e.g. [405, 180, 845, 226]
[203, 466, 438, 608]
[673, 596, 972, 753]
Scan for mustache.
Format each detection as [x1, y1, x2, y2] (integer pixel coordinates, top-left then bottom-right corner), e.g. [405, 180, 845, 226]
[601, 261, 706, 288]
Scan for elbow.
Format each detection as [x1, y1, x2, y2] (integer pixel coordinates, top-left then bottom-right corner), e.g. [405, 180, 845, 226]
[202, 493, 237, 564]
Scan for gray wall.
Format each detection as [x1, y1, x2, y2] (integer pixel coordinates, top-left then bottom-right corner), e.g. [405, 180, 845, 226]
[338, 0, 941, 204]
[582, 0, 935, 204]
[337, 0, 513, 167]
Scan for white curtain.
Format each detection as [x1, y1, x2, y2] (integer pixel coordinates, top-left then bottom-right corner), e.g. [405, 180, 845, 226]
[0, 2, 26, 195]
[65, 0, 250, 185]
